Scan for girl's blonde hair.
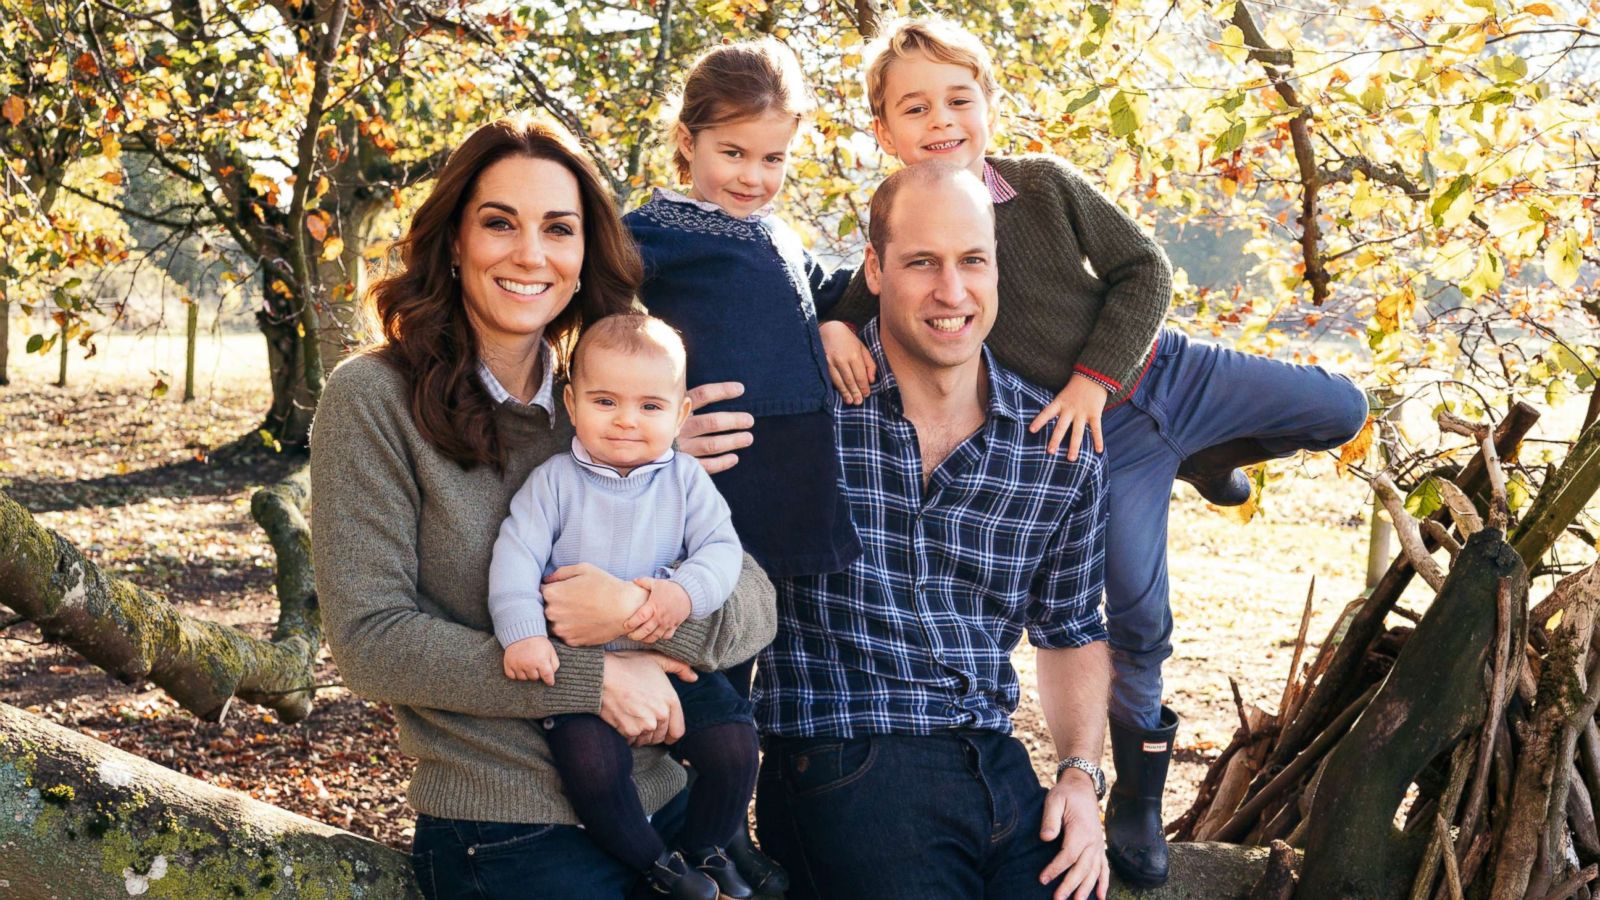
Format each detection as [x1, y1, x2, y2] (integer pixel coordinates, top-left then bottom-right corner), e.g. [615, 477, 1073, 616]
[666, 38, 814, 181]
[865, 17, 999, 121]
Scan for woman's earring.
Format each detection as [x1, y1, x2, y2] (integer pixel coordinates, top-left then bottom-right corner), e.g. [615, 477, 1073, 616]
[450, 264, 459, 280]
[573, 277, 582, 294]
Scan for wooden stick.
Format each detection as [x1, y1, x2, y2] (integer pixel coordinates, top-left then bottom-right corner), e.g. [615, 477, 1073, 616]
[1373, 472, 1447, 591]
[1529, 562, 1600, 634]
[1537, 864, 1599, 900]
[1424, 520, 1464, 559]
[1567, 765, 1600, 863]
[1279, 577, 1316, 718]
[1231, 677, 1252, 737]
[1457, 578, 1516, 871]
[1409, 741, 1477, 900]
[1439, 812, 1466, 900]
[1442, 413, 1512, 531]
[1436, 478, 1485, 537]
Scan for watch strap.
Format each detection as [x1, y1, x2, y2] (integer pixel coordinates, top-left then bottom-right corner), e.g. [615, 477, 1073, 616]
[1055, 756, 1107, 800]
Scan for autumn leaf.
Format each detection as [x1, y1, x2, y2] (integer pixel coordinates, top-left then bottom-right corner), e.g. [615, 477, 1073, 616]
[1544, 227, 1582, 289]
[1336, 417, 1375, 478]
[305, 211, 329, 242]
[1, 95, 24, 126]
[321, 235, 344, 261]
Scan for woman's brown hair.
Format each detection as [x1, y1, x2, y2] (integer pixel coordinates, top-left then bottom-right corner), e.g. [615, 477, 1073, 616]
[667, 38, 814, 181]
[368, 111, 640, 469]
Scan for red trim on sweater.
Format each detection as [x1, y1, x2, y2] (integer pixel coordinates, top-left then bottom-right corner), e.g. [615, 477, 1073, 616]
[1071, 363, 1123, 392]
[1104, 343, 1159, 411]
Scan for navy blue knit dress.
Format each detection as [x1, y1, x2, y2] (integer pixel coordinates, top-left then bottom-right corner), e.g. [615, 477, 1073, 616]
[625, 191, 862, 580]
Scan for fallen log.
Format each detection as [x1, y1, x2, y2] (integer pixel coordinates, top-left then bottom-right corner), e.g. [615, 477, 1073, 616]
[0, 700, 417, 898]
[0, 473, 320, 723]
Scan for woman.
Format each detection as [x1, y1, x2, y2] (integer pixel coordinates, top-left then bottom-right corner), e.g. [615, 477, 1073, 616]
[309, 112, 777, 899]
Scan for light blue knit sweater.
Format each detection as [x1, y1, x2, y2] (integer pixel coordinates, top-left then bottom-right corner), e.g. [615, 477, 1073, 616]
[487, 439, 743, 648]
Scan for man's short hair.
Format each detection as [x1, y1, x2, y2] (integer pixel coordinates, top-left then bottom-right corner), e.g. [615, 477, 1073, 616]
[569, 313, 687, 389]
[868, 163, 995, 259]
[864, 17, 1000, 121]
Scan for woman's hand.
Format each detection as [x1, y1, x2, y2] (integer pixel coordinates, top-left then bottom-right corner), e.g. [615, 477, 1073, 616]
[821, 321, 875, 404]
[543, 563, 647, 646]
[600, 651, 699, 746]
[1029, 375, 1108, 461]
[678, 382, 754, 475]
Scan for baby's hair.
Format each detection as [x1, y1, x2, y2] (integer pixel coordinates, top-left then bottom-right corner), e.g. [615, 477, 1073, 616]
[864, 17, 999, 121]
[569, 313, 688, 390]
[666, 38, 814, 181]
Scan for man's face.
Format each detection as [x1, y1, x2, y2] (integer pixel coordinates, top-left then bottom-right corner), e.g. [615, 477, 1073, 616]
[872, 51, 995, 179]
[865, 179, 998, 378]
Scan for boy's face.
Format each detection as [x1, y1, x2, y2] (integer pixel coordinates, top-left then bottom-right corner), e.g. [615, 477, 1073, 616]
[872, 52, 995, 178]
[678, 110, 799, 219]
[563, 346, 692, 475]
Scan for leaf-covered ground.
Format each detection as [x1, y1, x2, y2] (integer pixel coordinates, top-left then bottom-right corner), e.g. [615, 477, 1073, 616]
[1, 333, 1397, 851]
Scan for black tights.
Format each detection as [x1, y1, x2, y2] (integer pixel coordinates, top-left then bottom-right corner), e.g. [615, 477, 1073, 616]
[545, 715, 759, 871]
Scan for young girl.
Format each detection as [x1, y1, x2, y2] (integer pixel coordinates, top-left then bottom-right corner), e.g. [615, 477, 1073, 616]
[623, 38, 860, 895]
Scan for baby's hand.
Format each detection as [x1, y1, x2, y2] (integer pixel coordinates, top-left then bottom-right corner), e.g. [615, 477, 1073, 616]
[625, 578, 693, 644]
[821, 321, 875, 405]
[504, 635, 560, 685]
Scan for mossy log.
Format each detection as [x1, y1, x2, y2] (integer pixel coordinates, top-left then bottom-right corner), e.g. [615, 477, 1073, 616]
[1296, 528, 1529, 899]
[0, 470, 320, 724]
[0, 700, 418, 898]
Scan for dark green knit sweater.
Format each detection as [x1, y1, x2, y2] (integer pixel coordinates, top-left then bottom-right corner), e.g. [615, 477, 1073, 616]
[830, 155, 1173, 406]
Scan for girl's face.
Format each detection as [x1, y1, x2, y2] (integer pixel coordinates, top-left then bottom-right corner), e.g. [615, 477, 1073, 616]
[677, 110, 799, 219]
[452, 156, 585, 357]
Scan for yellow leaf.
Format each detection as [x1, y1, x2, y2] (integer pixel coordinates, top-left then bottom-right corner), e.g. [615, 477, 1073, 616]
[1215, 464, 1266, 524]
[1219, 24, 1248, 66]
[1461, 248, 1504, 298]
[1545, 227, 1582, 289]
[1523, 2, 1555, 15]
[321, 235, 344, 261]
[1336, 417, 1375, 477]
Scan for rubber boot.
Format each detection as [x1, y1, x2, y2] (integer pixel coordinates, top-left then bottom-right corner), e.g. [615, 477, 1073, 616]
[1175, 438, 1272, 507]
[1105, 707, 1180, 889]
[726, 826, 790, 897]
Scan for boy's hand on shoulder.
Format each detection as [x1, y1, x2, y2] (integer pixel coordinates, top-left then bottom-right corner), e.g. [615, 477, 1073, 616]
[820, 321, 875, 405]
[625, 578, 692, 643]
[503, 635, 561, 686]
[1031, 375, 1108, 462]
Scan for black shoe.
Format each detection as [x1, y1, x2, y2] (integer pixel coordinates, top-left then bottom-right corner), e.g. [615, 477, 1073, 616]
[1106, 707, 1180, 889]
[1175, 438, 1270, 507]
[649, 850, 721, 900]
[687, 846, 754, 899]
[726, 826, 790, 896]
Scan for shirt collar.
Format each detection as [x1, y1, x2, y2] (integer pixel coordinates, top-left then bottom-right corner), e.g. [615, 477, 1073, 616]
[654, 186, 777, 222]
[982, 159, 1017, 205]
[569, 436, 676, 479]
[477, 339, 557, 424]
[859, 318, 1024, 423]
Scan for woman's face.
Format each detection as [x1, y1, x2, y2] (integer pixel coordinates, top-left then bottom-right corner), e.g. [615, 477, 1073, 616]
[452, 155, 585, 355]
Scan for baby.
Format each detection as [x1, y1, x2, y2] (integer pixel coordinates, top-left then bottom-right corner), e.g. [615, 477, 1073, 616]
[487, 314, 758, 900]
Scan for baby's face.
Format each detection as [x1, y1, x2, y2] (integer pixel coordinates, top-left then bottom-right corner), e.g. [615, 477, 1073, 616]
[564, 347, 690, 475]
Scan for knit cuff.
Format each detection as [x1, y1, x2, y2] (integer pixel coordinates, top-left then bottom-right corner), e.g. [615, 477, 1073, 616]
[494, 617, 549, 647]
[546, 645, 605, 714]
[1071, 364, 1121, 395]
[671, 570, 724, 621]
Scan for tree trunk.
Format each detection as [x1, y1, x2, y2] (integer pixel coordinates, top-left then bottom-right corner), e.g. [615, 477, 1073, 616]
[312, 192, 386, 372]
[55, 315, 67, 387]
[184, 298, 198, 402]
[0, 472, 321, 723]
[259, 307, 319, 448]
[1512, 416, 1600, 572]
[1, 293, 11, 387]
[1296, 528, 1529, 899]
[0, 701, 419, 898]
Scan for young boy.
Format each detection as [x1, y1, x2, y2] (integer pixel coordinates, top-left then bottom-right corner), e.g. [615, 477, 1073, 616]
[488, 314, 758, 900]
[821, 18, 1369, 888]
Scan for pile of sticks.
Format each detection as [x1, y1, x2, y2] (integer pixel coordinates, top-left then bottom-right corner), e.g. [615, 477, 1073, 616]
[1170, 404, 1600, 900]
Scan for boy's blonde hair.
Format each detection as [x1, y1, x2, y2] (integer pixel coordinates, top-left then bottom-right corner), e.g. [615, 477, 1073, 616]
[665, 38, 814, 182]
[864, 17, 1000, 121]
[569, 314, 687, 391]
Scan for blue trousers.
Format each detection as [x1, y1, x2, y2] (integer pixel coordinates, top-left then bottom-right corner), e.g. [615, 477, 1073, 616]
[1103, 329, 1368, 728]
[755, 731, 1067, 900]
[411, 790, 689, 900]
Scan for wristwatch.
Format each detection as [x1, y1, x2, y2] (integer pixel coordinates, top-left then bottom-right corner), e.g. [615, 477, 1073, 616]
[1055, 757, 1107, 800]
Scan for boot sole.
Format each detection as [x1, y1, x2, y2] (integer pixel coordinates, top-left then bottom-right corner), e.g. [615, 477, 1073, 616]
[1107, 854, 1169, 890]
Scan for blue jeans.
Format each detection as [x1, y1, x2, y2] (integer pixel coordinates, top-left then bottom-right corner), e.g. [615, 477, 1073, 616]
[755, 731, 1066, 899]
[1102, 329, 1368, 728]
[410, 790, 689, 900]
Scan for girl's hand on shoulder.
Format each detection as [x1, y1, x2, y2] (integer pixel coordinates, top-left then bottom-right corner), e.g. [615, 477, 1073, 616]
[1030, 375, 1108, 461]
[680, 382, 754, 475]
[820, 321, 875, 405]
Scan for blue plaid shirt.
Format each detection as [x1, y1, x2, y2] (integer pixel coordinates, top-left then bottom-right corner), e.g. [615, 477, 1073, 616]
[754, 320, 1108, 737]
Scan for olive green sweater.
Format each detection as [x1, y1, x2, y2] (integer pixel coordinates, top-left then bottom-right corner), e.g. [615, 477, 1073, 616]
[309, 353, 777, 824]
[831, 155, 1173, 406]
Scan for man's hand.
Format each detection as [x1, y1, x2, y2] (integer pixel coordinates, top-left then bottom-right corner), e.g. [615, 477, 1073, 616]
[679, 382, 754, 475]
[1039, 771, 1110, 900]
[1029, 375, 1108, 461]
[821, 321, 875, 404]
[625, 577, 692, 643]
[502, 635, 560, 685]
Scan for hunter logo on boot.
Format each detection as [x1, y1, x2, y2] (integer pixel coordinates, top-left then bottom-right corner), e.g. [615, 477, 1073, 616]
[1143, 741, 1168, 753]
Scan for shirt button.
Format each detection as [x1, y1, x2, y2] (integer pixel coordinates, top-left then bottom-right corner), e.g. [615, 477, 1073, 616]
[467, 847, 476, 856]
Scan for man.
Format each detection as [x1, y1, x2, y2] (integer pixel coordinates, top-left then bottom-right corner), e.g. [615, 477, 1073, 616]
[750, 163, 1113, 900]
